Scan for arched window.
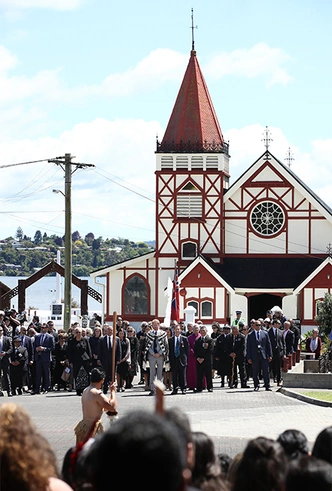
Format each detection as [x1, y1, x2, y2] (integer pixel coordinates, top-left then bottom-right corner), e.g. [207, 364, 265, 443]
[124, 275, 148, 315]
[201, 301, 212, 318]
[188, 301, 198, 316]
[182, 242, 197, 259]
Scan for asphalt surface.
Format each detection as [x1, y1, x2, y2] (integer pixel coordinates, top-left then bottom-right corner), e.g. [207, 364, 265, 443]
[1, 376, 331, 474]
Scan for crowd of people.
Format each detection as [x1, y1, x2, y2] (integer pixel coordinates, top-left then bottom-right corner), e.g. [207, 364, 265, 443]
[2, 398, 331, 491]
[0, 306, 324, 397]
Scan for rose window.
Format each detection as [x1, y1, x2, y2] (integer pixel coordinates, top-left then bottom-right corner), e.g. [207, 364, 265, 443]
[250, 201, 284, 236]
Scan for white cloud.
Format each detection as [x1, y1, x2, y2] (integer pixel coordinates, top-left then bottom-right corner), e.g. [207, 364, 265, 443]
[0, 121, 331, 244]
[205, 42, 292, 87]
[0, 0, 83, 10]
[0, 118, 161, 241]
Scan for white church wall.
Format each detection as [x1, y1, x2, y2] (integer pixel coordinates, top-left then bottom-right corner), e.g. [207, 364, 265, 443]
[225, 220, 247, 253]
[215, 288, 225, 318]
[303, 288, 313, 320]
[288, 220, 308, 254]
[282, 294, 297, 319]
[311, 220, 332, 254]
[249, 232, 286, 254]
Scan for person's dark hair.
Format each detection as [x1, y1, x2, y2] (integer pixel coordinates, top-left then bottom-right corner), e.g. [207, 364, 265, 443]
[285, 455, 332, 491]
[164, 408, 192, 446]
[311, 426, 332, 465]
[90, 367, 105, 383]
[232, 436, 287, 491]
[191, 431, 228, 490]
[218, 452, 233, 478]
[86, 410, 187, 491]
[277, 429, 309, 460]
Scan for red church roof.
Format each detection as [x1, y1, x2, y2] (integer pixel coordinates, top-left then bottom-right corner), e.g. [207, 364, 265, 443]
[158, 49, 225, 153]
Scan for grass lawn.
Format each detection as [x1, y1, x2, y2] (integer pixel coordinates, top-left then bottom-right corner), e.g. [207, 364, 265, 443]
[299, 391, 332, 402]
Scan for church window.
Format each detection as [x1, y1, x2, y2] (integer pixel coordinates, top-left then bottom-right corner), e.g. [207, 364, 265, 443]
[182, 242, 197, 259]
[124, 275, 148, 315]
[250, 201, 284, 236]
[201, 301, 212, 317]
[188, 301, 198, 315]
[176, 182, 202, 218]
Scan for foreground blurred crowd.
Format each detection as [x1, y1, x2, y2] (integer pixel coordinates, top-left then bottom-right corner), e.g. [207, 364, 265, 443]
[0, 307, 323, 397]
[0, 400, 331, 491]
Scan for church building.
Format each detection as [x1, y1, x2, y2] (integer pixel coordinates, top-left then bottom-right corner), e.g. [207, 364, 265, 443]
[91, 43, 332, 331]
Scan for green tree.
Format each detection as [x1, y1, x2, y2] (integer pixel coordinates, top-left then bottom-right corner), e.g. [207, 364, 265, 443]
[315, 292, 332, 337]
[85, 232, 95, 246]
[34, 230, 43, 245]
[15, 226, 24, 241]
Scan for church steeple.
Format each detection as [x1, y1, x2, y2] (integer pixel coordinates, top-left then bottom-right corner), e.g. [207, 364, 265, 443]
[157, 43, 227, 155]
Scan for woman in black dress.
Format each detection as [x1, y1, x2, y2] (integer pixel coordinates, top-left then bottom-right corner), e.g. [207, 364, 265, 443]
[53, 333, 69, 391]
[116, 328, 131, 392]
[67, 326, 92, 395]
[88, 324, 102, 369]
[125, 326, 139, 389]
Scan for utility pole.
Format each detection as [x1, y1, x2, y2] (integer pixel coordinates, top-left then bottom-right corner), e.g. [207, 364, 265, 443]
[49, 154, 95, 331]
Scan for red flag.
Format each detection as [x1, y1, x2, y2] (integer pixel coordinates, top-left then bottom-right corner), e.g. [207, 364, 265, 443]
[171, 263, 180, 323]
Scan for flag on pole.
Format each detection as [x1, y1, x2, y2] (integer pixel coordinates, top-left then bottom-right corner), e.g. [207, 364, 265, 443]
[170, 262, 180, 323]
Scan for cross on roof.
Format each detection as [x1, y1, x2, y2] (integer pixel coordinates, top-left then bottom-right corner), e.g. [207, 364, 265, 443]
[326, 243, 332, 257]
[190, 8, 198, 52]
[285, 147, 295, 168]
[262, 126, 273, 152]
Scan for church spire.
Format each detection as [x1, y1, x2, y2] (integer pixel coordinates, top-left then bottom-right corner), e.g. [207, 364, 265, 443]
[157, 13, 228, 155]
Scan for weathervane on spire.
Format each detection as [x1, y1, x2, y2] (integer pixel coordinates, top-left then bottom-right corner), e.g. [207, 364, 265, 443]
[285, 147, 294, 168]
[262, 126, 273, 152]
[191, 8, 198, 51]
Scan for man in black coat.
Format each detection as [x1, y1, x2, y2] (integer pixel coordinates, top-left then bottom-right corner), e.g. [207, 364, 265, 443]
[97, 324, 121, 394]
[226, 325, 250, 388]
[246, 320, 273, 391]
[283, 321, 295, 356]
[268, 319, 286, 386]
[194, 325, 213, 392]
[214, 325, 231, 387]
[0, 326, 13, 396]
[9, 336, 28, 395]
[169, 324, 189, 394]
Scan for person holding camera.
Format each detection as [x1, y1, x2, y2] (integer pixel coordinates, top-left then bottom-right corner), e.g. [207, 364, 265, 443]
[246, 319, 273, 391]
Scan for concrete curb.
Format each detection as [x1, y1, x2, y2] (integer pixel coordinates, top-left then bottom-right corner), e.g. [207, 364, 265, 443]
[279, 387, 332, 408]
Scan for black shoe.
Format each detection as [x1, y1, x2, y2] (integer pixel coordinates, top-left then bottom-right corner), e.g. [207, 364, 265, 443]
[242, 385, 250, 388]
[182, 390, 186, 395]
[254, 387, 259, 391]
[0, 391, 4, 396]
[148, 391, 155, 396]
[11, 390, 16, 396]
[265, 387, 272, 391]
[229, 384, 234, 389]
[208, 389, 213, 392]
[220, 382, 224, 387]
[171, 390, 178, 395]
[138, 380, 145, 385]
[7, 392, 13, 397]
[195, 389, 202, 393]
[17, 388, 22, 395]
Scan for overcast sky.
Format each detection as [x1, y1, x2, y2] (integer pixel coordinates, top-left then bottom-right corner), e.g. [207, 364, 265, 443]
[0, 0, 331, 244]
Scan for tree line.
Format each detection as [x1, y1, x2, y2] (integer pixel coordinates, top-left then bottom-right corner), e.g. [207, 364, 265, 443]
[0, 227, 154, 277]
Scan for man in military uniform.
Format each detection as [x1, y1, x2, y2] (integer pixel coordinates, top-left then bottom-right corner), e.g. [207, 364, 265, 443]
[232, 310, 246, 327]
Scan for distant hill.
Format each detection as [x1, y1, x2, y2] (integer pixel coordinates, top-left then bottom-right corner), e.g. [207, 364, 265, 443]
[0, 228, 155, 277]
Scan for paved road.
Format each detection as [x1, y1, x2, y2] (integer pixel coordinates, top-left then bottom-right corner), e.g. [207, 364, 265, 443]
[1, 377, 331, 472]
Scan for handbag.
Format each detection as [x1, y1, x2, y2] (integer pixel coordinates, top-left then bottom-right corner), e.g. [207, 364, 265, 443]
[61, 366, 71, 382]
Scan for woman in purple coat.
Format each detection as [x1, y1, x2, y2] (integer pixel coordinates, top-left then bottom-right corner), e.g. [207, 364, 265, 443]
[187, 324, 202, 391]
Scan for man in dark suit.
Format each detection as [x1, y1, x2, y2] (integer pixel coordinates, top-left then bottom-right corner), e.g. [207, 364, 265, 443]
[194, 325, 213, 392]
[246, 319, 273, 391]
[226, 325, 250, 388]
[0, 326, 13, 396]
[97, 324, 121, 394]
[169, 324, 189, 394]
[268, 319, 285, 386]
[32, 323, 55, 394]
[283, 321, 295, 356]
[19, 325, 33, 391]
[289, 318, 300, 353]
